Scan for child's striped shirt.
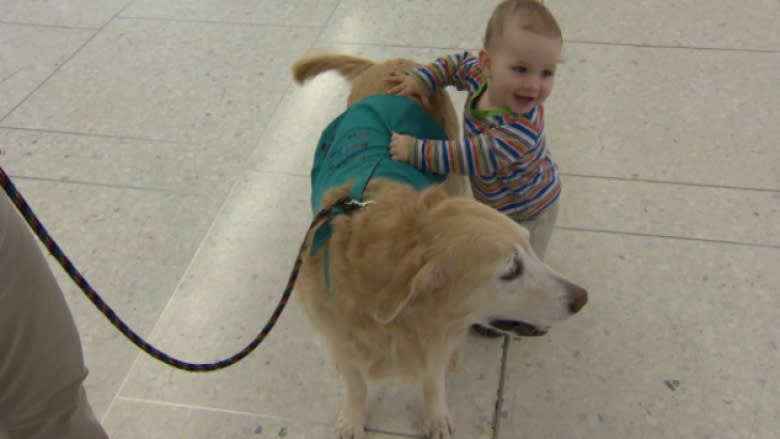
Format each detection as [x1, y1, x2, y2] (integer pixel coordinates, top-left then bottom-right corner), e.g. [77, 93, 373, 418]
[407, 52, 561, 221]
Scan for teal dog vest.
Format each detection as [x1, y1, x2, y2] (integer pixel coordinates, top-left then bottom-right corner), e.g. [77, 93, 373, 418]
[309, 94, 448, 257]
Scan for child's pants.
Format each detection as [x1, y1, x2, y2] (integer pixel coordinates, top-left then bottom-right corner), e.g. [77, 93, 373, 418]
[517, 201, 559, 260]
[0, 194, 109, 439]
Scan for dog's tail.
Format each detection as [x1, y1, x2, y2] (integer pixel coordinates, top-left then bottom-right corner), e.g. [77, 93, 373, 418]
[292, 52, 375, 84]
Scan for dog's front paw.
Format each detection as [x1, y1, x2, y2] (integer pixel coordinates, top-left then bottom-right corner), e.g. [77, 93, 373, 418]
[336, 416, 366, 439]
[426, 413, 454, 439]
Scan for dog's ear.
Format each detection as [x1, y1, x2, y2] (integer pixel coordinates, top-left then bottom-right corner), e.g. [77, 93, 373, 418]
[373, 258, 448, 324]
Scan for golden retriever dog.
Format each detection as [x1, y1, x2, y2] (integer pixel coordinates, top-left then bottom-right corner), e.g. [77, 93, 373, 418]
[292, 53, 588, 439]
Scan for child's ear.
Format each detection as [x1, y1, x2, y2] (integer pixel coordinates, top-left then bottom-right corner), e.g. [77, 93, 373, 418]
[478, 49, 492, 77]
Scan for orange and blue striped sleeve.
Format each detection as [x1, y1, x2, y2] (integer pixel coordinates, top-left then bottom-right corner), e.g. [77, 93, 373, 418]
[408, 119, 541, 177]
[408, 52, 480, 94]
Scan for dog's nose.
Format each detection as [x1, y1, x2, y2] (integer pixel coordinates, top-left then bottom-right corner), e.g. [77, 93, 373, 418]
[565, 281, 588, 314]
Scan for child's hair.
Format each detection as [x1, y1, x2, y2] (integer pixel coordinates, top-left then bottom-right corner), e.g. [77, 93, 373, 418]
[483, 0, 562, 49]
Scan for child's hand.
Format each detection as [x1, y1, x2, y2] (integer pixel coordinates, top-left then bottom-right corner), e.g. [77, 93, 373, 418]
[386, 72, 431, 110]
[390, 132, 415, 162]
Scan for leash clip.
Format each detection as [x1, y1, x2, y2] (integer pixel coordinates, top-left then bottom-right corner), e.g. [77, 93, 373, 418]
[344, 199, 375, 209]
[334, 197, 375, 214]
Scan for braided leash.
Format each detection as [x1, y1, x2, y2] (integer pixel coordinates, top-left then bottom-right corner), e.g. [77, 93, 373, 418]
[0, 165, 358, 372]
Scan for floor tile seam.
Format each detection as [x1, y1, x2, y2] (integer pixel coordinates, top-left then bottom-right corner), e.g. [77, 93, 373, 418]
[114, 14, 324, 29]
[115, 396, 331, 426]
[365, 427, 424, 438]
[242, 0, 341, 177]
[2, 129, 778, 198]
[1, 174, 199, 196]
[100, 176, 244, 423]
[317, 38, 780, 54]
[311, 0, 342, 45]
[0, 19, 99, 31]
[315, 39, 478, 52]
[0, 125, 213, 146]
[560, 173, 780, 193]
[228, 1, 341, 171]
[115, 396, 422, 437]
[250, 168, 309, 180]
[0, 0, 136, 124]
[226, 168, 780, 196]
[491, 335, 511, 439]
[564, 39, 780, 54]
[557, 226, 780, 249]
[0, 68, 26, 86]
[3, 169, 303, 195]
[1, 21, 326, 165]
[0, 31, 94, 123]
[9, 171, 775, 247]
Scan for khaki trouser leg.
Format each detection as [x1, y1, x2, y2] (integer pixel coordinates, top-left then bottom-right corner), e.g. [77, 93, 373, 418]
[0, 194, 108, 439]
[517, 200, 560, 261]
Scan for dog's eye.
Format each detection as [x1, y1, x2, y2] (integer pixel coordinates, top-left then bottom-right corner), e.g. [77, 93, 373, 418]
[500, 258, 523, 281]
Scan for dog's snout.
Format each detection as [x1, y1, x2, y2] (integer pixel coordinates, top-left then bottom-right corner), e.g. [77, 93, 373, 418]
[565, 281, 588, 314]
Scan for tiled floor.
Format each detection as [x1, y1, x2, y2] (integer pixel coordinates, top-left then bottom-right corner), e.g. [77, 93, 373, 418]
[1, 0, 778, 438]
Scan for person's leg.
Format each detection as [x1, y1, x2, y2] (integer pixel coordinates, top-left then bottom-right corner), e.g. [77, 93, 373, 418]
[518, 201, 560, 261]
[0, 194, 108, 439]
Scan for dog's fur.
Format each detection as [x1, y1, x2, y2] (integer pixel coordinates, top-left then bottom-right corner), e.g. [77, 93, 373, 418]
[292, 53, 588, 439]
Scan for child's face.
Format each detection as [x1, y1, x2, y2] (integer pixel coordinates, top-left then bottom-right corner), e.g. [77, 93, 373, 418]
[479, 27, 562, 114]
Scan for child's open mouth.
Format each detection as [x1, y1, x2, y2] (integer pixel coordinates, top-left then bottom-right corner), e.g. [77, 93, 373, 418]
[514, 95, 534, 106]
